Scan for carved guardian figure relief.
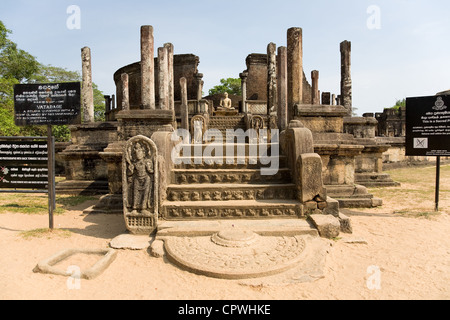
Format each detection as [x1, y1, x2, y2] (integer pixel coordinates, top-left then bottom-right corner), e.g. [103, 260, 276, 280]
[123, 135, 159, 234]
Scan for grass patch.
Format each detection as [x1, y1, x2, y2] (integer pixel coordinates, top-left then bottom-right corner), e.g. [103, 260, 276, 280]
[0, 194, 99, 215]
[19, 228, 72, 240]
[57, 195, 98, 208]
[393, 210, 441, 219]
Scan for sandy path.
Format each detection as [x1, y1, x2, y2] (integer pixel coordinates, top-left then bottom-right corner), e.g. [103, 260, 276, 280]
[0, 205, 448, 300]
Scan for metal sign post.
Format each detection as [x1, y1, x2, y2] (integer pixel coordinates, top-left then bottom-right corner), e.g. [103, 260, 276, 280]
[47, 126, 56, 229]
[435, 157, 441, 212]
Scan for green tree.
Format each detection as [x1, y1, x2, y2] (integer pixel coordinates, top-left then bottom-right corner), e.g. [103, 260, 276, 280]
[391, 98, 406, 111]
[0, 21, 39, 82]
[208, 78, 242, 96]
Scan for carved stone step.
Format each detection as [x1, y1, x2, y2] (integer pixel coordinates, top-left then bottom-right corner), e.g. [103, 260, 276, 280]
[166, 183, 297, 202]
[177, 142, 279, 157]
[161, 200, 304, 220]
[172, 168, 292, 185]
[355, 172, 400, 187]
[173, 155, 287, 169]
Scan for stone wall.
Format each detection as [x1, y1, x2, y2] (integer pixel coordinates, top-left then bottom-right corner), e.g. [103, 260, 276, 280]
[245, 53, 312, 104]
[374, 107, 406, 137]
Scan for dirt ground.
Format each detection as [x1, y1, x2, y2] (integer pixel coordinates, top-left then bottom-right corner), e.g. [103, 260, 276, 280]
[0, 165, 449, 300]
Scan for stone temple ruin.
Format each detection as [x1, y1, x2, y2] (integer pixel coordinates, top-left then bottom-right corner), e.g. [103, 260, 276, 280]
[56, 26, 399, 279]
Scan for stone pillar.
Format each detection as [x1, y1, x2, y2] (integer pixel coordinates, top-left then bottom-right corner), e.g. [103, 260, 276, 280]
[81, 47, 94, 123]
[340, 40, 352, 116]
[104, 95, 111, 112]
[158, 46, 169, 110]
[277, 46, 288, 131]
[322, 92, 331, 105]
[311, 70, 319, 105]
[121, 73, 130, 111]
[332, 94, 336, 106]
[287, 27, 303, 122]
[239, 72, 248, 113]
[141, 25, 156, 110]
[180, 77, 189, 131]
[195, 73, 204, 101]
[165, 43, 175, 111]
[267, 42, 277, 115]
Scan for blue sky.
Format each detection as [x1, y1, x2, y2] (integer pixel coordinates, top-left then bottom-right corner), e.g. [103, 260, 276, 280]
[1, 0, 449, 115]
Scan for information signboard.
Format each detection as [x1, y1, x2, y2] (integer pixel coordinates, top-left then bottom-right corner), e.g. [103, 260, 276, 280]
[406, 95, 450, 156]
[0, 141, 48, 189]
[14, 82, 81, 126]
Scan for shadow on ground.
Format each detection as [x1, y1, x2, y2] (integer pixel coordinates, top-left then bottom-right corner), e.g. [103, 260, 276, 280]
[65, 213, 127, 240]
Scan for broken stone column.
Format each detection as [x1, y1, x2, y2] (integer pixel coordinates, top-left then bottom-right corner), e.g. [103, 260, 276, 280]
[165, 43, 175, 111]
[158, 46, 169, 110]
[277, 46, 288, 131]
[180, 77, 189, 130]
[239, 72, 248, 113]
[141, 26, 156, 110]
[332, 94, 336, 106]
[340, 40, 352, 116]
[287, 27, 303, 122]
[121, 73, 130, 111]
[195, 73, 204, 102]
[81, 47, 94, 123]
[267, 42, 277, 114]
[311, 70, 319, 105]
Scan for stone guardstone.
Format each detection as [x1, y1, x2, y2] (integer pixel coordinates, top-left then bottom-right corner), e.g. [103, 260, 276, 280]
[297, 153, 326, 203]
[123, 135, 159, 235]
[110, 234, 152, 250]
[308, 214, 340, 239]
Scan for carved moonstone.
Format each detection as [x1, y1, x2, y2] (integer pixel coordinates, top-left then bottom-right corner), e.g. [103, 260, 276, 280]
[123, 135, 159, 235]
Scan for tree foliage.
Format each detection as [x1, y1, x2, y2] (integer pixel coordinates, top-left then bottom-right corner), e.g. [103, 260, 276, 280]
[208, 78, 242, 96]
[391, 98, 406, 111]
[0, 20, 105, 141]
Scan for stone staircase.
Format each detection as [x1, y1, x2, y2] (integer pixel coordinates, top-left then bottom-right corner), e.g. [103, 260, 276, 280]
[161, 139, 305, 220]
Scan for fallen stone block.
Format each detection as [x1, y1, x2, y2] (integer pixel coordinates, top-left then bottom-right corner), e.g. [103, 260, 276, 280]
[338, 213, 353, 234]
[308, 214, 340, 239]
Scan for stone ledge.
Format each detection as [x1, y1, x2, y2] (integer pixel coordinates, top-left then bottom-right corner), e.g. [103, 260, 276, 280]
[115, 109, 175, 121]
[157, 218, 318, 238]
[295, 104, 348, 117]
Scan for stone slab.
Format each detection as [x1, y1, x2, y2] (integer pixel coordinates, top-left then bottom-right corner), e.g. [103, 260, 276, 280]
[110, 234, 152, 250]
[157, 218, 318, 238]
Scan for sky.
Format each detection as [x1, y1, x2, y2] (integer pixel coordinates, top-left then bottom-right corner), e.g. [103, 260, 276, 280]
[1, 0, 449, 115]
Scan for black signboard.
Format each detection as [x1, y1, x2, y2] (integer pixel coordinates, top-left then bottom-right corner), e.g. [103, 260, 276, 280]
[406, 95, 450, 156]
[0, 141, 48, 189]
[14, 82, 81, 126]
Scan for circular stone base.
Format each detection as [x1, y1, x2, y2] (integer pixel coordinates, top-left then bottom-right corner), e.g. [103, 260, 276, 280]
[164, 234, 307, 279]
